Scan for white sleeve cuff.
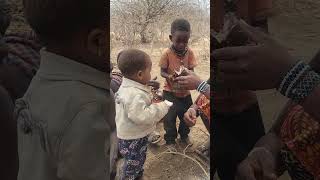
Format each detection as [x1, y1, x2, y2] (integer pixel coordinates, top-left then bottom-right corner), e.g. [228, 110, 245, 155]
[164, 100, 173, 107]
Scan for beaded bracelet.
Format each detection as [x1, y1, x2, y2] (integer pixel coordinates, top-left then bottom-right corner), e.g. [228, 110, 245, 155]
[277, 61, 310, 96]
[277, 61, 320, 103]
[197, 81, 206, 91]
[201, 84, 210, 94]
[197, 81, 210, 94]
[289, 70, 320, 103]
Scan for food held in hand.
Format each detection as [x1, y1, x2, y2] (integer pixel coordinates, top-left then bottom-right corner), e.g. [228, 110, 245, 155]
[215, 14, 252, 48]
[151, 88, 163, 103]
[173, 65, 188, 77]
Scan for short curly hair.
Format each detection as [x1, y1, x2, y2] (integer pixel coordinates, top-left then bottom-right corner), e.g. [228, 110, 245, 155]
[171, 18, 191, 34]
[23, 0, 108, 43]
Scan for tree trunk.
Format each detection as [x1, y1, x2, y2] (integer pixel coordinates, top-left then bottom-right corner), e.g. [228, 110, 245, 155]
[140, 30, 148, 43]
[140, 24, 149, 43]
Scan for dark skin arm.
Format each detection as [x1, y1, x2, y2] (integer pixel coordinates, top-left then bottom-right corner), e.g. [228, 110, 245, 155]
[236, 100, 298, 180]
[300, 49, 320, 120]
[247, 100, 291, 163]
[174, 69, 210, 99]
[299, 88, 320, 121]
[161, 67, 209, 98]
[287, 49, 320, 121]
[236, 109, 286, 180]
[184, 103, 199, 127]
[161, 68, 172, 80]
[262, 51, 317, 133]
[214, 20, 320, 122]
[252, 101, 292, 156]
[237, 133, 283, 180]
[237, 49, 320, 179]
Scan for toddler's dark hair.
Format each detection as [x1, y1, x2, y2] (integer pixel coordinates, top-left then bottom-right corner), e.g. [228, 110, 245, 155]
[171, 18, 191, 34]
[23, 0, 108, 43]
[117, 49, 149, 76]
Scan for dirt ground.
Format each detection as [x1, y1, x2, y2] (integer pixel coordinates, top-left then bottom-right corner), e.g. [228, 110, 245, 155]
[111, 40, 210, 180]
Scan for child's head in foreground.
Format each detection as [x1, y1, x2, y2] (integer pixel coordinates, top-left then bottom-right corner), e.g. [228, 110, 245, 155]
[23, 0, 109, 71]
[170, 18, 191, 52]
[117, 49, 152, 85]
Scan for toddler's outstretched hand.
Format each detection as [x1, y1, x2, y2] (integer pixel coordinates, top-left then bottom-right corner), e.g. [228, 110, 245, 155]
[148, 77, 160, 90]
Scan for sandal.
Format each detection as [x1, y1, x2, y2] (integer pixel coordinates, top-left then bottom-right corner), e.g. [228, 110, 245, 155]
[148, 131, 162, 144]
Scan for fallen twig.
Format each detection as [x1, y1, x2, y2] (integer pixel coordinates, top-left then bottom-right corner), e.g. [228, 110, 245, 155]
[149, 149, 209, 178]
[197, 127, 210, 137]
[158, 151, 209, 178]
[183, 144, 192, 154]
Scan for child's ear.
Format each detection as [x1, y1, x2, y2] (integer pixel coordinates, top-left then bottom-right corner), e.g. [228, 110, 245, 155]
[87, 29, 107, 56]
[117, 51, 123, 64]
[137, 71, 143, 79]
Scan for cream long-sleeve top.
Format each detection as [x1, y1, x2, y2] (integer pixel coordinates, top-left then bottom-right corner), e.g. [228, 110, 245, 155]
[115, 78, 172, 140]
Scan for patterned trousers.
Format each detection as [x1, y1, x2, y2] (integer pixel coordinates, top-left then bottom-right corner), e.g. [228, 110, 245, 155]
[119, 137, 148, 180]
